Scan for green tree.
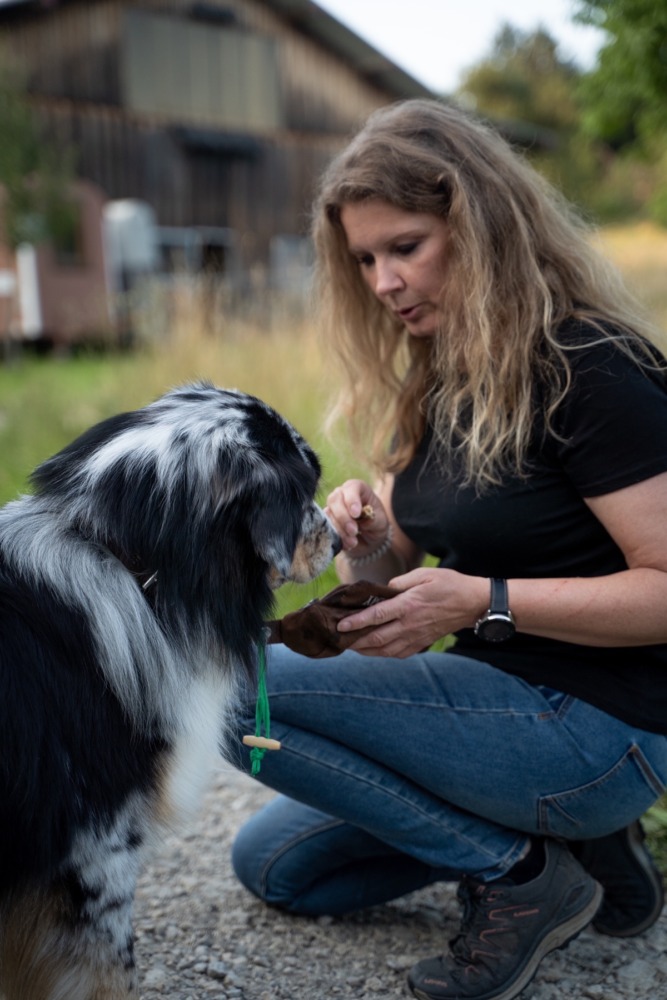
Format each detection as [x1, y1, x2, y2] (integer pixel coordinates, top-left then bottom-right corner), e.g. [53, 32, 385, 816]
[574, 1, 667, 224]
[458, 24, 581, 134]
[575, 0, 667, 149]
[457, 25, 600, 212]
[0, 59, 76, 249]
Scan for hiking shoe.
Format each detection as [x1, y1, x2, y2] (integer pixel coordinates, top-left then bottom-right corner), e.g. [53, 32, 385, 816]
[407, 840, 602, 1000]
[570, 820, 664, 937]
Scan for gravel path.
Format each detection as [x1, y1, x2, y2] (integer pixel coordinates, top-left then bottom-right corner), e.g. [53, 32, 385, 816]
[135, 764, 667, 1000]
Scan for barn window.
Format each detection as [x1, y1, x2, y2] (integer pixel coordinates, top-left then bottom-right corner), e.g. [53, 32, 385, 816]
[121, 8, 283, 131]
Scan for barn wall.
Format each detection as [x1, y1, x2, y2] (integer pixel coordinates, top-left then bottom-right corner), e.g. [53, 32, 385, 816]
[1, 0, 395, 133]
[0, 0, 401, 260]
[33, 99, 341, 265]
[0, 0, 425, 336]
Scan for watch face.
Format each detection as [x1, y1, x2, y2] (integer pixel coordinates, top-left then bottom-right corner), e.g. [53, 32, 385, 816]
[477, 614, 516, 642]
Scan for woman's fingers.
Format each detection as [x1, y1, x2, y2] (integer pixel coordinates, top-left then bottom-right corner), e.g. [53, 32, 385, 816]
[325, 480, 388, 552]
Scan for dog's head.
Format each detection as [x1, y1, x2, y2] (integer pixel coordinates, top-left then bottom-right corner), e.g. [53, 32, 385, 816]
[31, 382, 340, 671]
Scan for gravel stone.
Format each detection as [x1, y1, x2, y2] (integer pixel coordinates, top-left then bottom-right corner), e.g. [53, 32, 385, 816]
[135, 767, 667, 1000]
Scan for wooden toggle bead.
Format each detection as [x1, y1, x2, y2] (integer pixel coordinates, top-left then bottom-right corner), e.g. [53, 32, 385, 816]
[242, 735, 282, 751]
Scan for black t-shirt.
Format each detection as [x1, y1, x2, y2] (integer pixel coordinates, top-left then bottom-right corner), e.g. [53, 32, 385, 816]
[392, 323, 667, 734]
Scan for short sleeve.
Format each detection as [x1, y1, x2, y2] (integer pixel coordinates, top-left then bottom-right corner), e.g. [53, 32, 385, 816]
[553, 337, 667, 497]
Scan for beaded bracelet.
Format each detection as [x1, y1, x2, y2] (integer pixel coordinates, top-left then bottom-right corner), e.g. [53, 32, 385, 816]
[343, 523, 394, 566]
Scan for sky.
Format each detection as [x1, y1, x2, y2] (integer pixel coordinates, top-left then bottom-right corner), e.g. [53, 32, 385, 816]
[316, 0, 606, 94]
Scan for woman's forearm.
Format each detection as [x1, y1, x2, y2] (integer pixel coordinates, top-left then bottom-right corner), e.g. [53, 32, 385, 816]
[507, 568, 667, 647]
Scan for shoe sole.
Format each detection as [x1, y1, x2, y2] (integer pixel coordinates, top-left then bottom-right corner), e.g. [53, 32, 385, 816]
[408, 880, 603, 1000]
[593, 821, 665, 938]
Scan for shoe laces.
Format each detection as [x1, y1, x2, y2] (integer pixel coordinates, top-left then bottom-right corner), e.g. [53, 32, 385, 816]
[449, 875, 502, 965]
[449, 877, 513, 970]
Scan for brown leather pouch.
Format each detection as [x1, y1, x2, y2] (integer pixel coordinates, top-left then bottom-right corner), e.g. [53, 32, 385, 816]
[266, 580, 399, 658]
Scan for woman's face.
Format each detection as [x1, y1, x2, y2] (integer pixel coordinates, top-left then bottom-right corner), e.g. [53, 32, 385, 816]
[340, 199, 450, 338]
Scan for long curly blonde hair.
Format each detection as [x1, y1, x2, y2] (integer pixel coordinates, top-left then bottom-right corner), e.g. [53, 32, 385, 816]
[312, 99, 662, 488]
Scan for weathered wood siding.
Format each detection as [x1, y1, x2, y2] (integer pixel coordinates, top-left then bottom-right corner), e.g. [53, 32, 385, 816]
[121, 9, 279, 131]
[0, 0, 424, 270]
[34, 99, 339, 259]
[2, 0, 395, 132]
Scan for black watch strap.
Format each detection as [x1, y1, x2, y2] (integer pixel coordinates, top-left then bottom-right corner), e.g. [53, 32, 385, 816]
[489, 578, 510, 615]
[474, 577, 516, 642]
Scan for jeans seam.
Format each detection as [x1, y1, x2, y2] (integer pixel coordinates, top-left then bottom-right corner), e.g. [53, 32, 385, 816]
[536, 740, 665, 836]
[629, 741, 667, 796]
[554, 694, 575, 719]
[270, 690, 550, 719]
[259, 818, 346, 897]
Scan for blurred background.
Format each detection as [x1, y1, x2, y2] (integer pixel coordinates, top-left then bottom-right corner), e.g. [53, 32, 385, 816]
[1, 0, 666, 352]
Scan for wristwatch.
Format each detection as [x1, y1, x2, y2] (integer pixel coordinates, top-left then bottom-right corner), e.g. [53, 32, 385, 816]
[474, 578, 516, 642]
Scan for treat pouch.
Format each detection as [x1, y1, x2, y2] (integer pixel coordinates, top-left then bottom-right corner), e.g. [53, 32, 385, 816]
[267, 580, 399, 658]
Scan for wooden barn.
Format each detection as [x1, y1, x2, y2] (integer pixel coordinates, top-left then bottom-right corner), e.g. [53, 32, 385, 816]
[0, 0, 434, 341]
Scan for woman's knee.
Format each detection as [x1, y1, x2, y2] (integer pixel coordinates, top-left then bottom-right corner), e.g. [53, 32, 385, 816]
[231, 811, 273, 902]
[230, 796, 342, 913]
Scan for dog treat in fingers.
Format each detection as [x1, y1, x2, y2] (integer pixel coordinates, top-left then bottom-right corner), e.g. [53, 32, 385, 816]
[359, 504, 375, 521]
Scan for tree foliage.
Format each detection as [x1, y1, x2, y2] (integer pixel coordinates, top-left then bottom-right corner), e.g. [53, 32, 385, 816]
[0, 59, 76, 249]
[456, 25, 600, 211]
[455, 18, 667, 224]
[575, 0, 667, 149]
[458, 25, 581, 134]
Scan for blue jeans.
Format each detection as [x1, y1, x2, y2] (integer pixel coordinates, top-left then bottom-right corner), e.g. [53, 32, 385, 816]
[230, 645, 667, 916]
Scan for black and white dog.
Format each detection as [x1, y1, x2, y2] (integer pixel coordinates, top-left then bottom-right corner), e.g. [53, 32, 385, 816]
[0, 381, 340, 1000]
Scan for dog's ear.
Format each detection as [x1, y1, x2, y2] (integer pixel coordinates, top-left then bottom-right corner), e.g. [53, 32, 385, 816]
[240, 450, 318, 577]
[246, 498, 300, 579]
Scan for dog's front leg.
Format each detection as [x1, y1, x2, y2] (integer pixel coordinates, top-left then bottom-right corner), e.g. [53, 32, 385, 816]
[0, 871, 140, 1000]
[0, 810, 146, 1000]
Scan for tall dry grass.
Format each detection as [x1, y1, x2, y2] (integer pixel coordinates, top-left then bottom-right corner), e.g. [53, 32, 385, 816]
[596, 221, 667, 341]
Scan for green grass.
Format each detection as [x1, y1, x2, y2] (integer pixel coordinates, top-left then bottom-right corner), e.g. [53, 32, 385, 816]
[0, 353, 138, 499]
[644, 803, 667, 873]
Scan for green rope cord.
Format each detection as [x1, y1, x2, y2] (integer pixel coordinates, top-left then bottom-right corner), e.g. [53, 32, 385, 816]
[250, 642, 271, 776]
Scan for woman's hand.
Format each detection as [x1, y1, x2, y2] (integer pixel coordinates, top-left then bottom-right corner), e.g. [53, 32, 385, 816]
[324, 479, 391, 557]
[336, 566, 488, 658]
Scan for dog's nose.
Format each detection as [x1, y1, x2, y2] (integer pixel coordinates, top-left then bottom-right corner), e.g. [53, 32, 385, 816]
[332, 531, 343, 557]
